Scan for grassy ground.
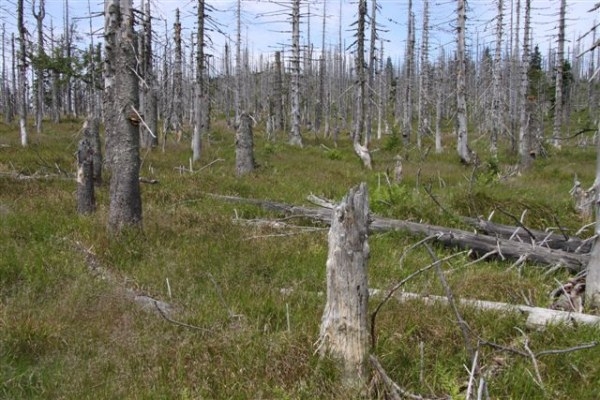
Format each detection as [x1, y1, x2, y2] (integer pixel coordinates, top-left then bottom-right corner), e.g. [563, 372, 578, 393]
[1, 119, 599, 399]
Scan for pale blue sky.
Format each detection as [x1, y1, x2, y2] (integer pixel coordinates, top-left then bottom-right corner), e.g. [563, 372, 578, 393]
[1, 1, 598, 69]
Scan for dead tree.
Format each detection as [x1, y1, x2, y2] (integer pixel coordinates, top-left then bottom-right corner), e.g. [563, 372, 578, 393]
[32, 0, 45, 135]
[586, 120, 600, 309]
[401, 0, 415, 145]
[317, 183, 370, 389]
[103, 0, 142, 232]
[17, 0, 28, 147]
[416, 0, 430, 149]
[518, 0, 532, 169]
[76, 138, 95, 214]
[192, 0, 206, 161]
[456, 0, 471, 164]
[83, 116, 102, 186]
[490, 0, 504, 156]
[140, 0, 158, 148]
[289, 0, 303, 147]
[172, 8, 183, 138]
[552, 0, 566, 149]
[235, 113, 255, 176]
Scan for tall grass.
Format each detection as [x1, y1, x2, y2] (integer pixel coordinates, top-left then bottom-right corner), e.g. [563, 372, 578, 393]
[1, 119, 598, 399]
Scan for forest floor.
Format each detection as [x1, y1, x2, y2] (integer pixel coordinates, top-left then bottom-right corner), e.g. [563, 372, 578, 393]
[1, 119, 599, 399]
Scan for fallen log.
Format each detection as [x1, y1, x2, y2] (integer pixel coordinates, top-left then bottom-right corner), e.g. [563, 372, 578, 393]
[210, 193, 589, 272]
[462, 216, 593, 254]
[387, 291, 600, 329]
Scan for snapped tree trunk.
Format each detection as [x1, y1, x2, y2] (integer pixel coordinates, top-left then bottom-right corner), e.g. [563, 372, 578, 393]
[318, 183, 370, 389]
[235, 113, 255, 176]
[76, 138, 95, 214]
[103, 0, 142, 232]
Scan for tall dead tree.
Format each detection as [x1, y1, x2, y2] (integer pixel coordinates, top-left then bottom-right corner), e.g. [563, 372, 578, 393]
[456, 0, 471, 164]
[103, 0, 142, 232]
[490, 0, 504, 156]
[353, 0, 367, 144]
[140, 0, 157, 148]
[17, 0, 28, 147]
[172, 8, 183, 137]
[192, 0, 206, 161]
[365, 0, 378, 146]
[402, 0, 415, 144]
[289, 0, 303, 147]
[518, 0, 532, 169]
[317, 183, 370, 389]
[552, 0, 566, 148]
[417, 0, 430, 149]
[32, 0, 45, 135]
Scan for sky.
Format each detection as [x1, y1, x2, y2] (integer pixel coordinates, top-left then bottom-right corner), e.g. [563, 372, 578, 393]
[1, 0, 599, 71]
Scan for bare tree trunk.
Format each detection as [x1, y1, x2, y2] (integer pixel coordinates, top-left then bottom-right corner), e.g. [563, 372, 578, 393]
[289, 0, 303, 147]
[1, 23, 13, 123]
[552, 0, 566, 149]
[365, 0, 378, 146]
[235, 0, 243, 120]
[235, 113, 255, 176]
[173, 8, 183, 138]
[141, 0, 158, 148]
[77, 138, 95, 214]
[103, 0, 142, 232]
[192, 0, 206, 162]
[402, 0, 415, 144]
[17, 0, 28, 147]
[491, 0, 504, 156]
[518, 0, 532, 169]
[318, 183, 370, 389]
[417, 0, 430, 150]
[83, 116, 102, 186]
[586, 121, 600, 309]
[33, 0, 45, 135]
[456, 0, 471, 164]
[353, 0, 367, 144]
[274, 51, 284, 133]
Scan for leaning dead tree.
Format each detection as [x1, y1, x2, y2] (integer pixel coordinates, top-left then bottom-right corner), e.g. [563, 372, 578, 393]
[317, 183, 370, 389]
[103, 0, 142, 232]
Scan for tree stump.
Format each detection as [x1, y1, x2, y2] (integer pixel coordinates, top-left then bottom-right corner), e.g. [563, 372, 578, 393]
[317, 182, 370, 388]
[77, 138, 96, 214]
[235, 112, 255, 176]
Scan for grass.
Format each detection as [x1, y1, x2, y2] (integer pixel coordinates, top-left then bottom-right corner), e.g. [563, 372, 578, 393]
[1, 118, 599, 399]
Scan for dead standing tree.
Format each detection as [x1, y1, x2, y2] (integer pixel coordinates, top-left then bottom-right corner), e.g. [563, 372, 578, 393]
[235, 113, 255, 176]
[456, 0, 471, 164]
[103, 0, 142, 232]
[317, 183, 370, 390]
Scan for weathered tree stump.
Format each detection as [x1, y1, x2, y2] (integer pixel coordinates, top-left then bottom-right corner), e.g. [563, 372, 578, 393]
[235, 113, 255, 176]
[317, 182, 370, 388]
[76, 138, 96, 214]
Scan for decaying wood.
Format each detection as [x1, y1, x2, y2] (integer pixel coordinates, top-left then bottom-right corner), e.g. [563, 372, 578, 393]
[390, 291, 600, 329]
[462, 216, 593, 253]
[210, 194, 589, 272]
[76, 138, 96, 214]
[317, 183, 370, 388]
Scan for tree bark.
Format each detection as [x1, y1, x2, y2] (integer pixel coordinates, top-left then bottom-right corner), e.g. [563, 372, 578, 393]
[33, 0, 46, 135]
[289, 0, 303, 147]
[552, 0, 566, 149]
[456, 0, 470, 164]
[17, 0, 28, 147]
[83, 116, 102, 186]
[235, 113, 255, 176]
[77, 138, 95, 214]
[518, 0, 532, 169]
[318, 183, 370, 389]
[585, 121, 600, 309]
[192, 0, 206, 162]
[103, 0, 142, 232]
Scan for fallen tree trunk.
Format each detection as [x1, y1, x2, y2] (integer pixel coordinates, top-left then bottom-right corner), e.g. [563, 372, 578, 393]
[388, 291, 600, 329]
[210, 194, 589, 272]
[462, 216, 593, 254]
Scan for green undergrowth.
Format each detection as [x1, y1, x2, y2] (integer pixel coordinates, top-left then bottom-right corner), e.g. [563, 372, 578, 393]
[1, 119, 599, 399]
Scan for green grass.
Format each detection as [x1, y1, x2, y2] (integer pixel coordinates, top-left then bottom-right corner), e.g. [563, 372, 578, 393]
[1, 118, 599, 399]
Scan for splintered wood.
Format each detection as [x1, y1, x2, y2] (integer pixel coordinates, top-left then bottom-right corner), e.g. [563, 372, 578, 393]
[317, 183, 370, 388]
